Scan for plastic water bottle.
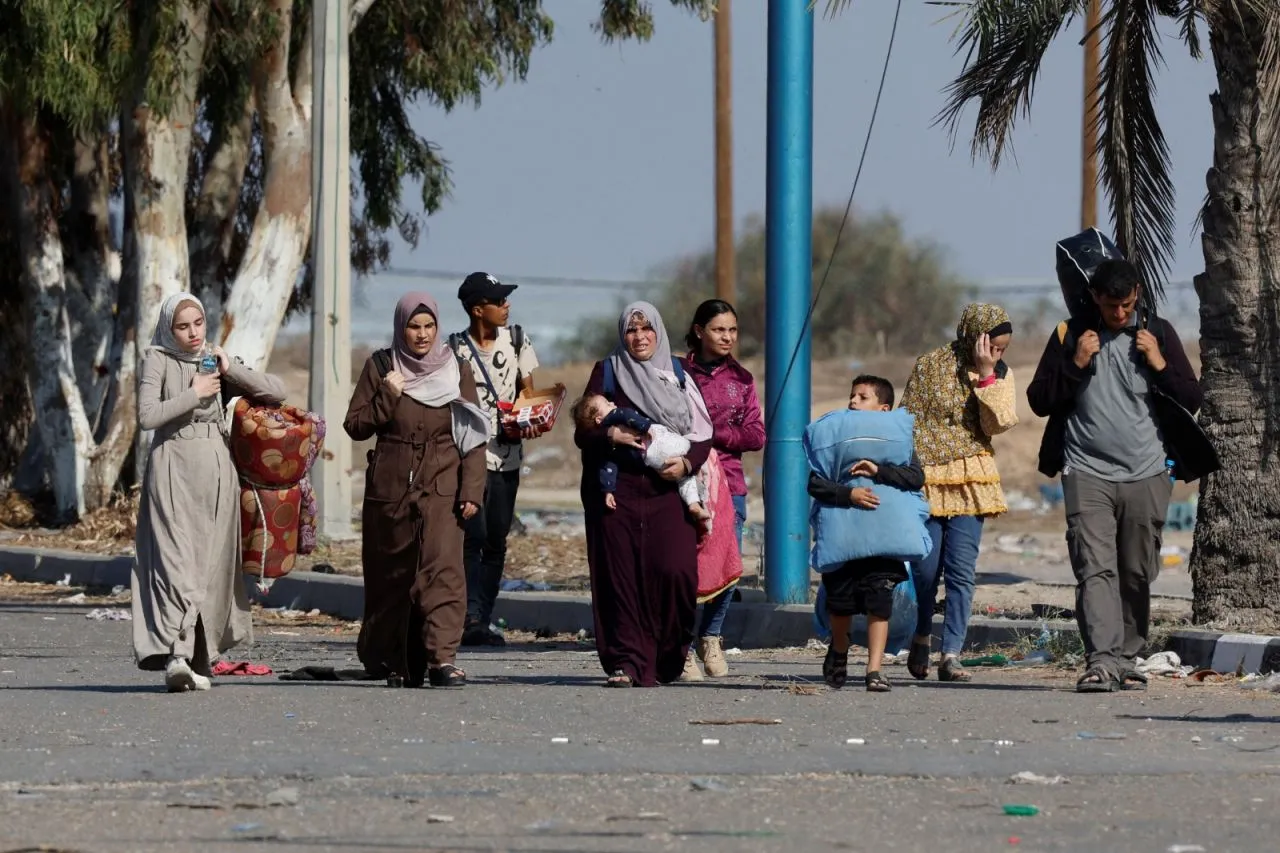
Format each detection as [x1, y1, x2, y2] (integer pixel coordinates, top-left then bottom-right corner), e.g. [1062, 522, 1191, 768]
[1166, 459, 1176, 483]
[198, 347, 218, 375]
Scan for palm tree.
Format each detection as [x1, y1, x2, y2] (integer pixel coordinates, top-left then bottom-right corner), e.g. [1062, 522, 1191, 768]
[827, 0, 1280, 630]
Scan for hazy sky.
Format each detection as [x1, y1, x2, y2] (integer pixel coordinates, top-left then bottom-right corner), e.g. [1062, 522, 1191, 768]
[396, 1, 1218, 291]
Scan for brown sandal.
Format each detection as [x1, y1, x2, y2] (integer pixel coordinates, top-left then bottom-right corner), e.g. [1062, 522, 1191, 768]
[606, 670, 634, 688]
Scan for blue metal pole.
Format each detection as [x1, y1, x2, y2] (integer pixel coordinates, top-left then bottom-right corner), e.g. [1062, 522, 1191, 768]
[764, 0, 813, 605]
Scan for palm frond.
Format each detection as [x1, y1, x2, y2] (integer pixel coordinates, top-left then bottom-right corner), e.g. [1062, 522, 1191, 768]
[1097, 0, 1176, 299]
[934, 1, 1084, 167]
[1170, 0, 1205, 59]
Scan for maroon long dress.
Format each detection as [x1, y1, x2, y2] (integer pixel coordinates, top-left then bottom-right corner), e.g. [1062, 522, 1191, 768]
[575, 361, 712, 686]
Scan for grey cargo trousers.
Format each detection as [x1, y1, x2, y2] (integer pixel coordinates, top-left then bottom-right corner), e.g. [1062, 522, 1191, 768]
[1063, 469, 1174, 673]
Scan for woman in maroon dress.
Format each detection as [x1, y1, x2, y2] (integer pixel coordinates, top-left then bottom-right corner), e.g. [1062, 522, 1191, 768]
[575, 302, 713, 687]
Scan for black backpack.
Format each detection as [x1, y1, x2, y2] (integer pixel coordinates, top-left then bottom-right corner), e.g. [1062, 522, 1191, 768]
[1055, 228, 1159, 321]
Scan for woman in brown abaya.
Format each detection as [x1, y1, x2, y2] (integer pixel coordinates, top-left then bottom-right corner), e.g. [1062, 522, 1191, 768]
[344, 293, 489, 688]
[575, 302, 714, 687]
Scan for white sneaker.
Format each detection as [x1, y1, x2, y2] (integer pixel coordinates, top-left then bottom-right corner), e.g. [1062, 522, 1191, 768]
[164, 656, 211, 692]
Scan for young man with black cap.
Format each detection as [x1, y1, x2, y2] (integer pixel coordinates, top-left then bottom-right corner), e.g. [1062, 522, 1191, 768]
[451, 272, 540, 646]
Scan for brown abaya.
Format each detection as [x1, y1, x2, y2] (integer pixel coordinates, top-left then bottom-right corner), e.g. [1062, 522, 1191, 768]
[344, 357, 487, 685]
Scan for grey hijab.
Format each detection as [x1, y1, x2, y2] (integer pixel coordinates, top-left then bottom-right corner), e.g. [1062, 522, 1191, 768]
[608, 301, 693, 436]
[149, 292, 206, 362]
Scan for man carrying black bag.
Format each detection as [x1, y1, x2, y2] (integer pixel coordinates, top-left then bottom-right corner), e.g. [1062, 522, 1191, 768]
[1028, 257, 1217, 693]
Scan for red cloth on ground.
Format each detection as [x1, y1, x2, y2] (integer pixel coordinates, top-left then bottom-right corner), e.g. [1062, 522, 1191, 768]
[212, 661, 274, 676]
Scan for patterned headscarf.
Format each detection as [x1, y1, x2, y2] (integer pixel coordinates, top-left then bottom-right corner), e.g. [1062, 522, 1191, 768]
[900, 303, 1012, 467]
[150, 292, 207, 362]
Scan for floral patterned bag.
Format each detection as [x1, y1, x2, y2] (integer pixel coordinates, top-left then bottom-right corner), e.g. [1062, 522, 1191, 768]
[230, 400, 326, 592]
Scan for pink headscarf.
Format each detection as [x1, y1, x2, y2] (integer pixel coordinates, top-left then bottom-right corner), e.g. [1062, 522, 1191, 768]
[392, 292, 459, 406]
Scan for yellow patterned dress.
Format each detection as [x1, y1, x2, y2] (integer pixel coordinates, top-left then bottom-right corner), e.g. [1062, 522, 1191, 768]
[900, 304, 1019, 519]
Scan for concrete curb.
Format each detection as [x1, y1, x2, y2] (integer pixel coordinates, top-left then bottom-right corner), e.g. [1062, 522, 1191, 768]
[0, 545, 1064, 651]
[1167, 629, 1280, 676]
[0, 545, 134, 589]
[3, 545, 1274, 673]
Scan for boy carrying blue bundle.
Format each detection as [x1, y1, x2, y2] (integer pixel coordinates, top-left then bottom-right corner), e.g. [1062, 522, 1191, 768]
[805, 376, 931, 692]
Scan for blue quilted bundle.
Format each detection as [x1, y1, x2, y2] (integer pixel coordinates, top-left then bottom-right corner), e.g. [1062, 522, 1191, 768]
[803, 409, 932, 571]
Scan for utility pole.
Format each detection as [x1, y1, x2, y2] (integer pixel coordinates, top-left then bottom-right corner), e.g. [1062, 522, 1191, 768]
[1081, 0, 1101, 230]
[714, 0, 735, 305]
[308, 0, 354, 540]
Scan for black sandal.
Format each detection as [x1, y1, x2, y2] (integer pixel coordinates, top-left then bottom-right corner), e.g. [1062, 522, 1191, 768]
[907, 639, 931, 681]
[938, 657, 972, 683]
[427, 664, 467, 688]
[865, 671, 892, 692]
[823, 645, 849, 689]
[605, 669, 633, 688]
[1120, 669, 1148, 691]
[1076, 665, 1118, 693]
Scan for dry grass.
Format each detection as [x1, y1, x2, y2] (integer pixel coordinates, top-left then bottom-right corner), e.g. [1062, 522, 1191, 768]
[0, 488, 139, 553]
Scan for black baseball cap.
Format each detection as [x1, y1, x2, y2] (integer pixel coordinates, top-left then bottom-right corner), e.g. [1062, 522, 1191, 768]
[458, 272, 518, 309]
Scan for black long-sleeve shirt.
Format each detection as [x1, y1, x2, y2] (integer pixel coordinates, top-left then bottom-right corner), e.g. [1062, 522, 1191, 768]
[807, 453, 925, 508]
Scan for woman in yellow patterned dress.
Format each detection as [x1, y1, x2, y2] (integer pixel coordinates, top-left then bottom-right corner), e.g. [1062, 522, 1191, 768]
[900, 304, 1018, 682]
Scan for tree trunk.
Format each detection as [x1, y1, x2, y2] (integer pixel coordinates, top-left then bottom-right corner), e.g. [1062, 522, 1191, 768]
[126, 0, 211, 333]
[125, 0, 210, 479]
[218, 0, 313, 370]
[6, 114, 95, 521]
[0, 126, 33, 489]
[67, 132, 120, 433]
[189, 95, 255, 321]
[1190, 11, 1280, 632]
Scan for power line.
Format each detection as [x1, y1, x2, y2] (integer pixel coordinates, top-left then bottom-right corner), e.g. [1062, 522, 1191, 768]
[376, 266, 664, 291]
[371, 265, 1198, 299]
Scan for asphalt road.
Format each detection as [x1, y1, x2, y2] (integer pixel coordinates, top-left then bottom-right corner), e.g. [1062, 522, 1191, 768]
[2, 597, 1278, 853]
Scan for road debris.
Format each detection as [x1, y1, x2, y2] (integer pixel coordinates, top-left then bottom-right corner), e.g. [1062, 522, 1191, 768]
[1009, 771, 1066, 785]
[1001, 804, 1040, 817]
[84, 608, 131, 621]
[606, 812, 667, 822]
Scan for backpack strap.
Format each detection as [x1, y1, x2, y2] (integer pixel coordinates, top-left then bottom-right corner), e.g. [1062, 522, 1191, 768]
[372, 348, 393, 378]
[510, 324, 525, 393]
[1057, 314, 1168, 352]
[446, 332, 466, 359]
[671, 356, 686, 389]
[602, 358, 616, 399]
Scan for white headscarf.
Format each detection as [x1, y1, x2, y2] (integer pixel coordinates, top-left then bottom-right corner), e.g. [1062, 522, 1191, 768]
[149, 292, 207, 362]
